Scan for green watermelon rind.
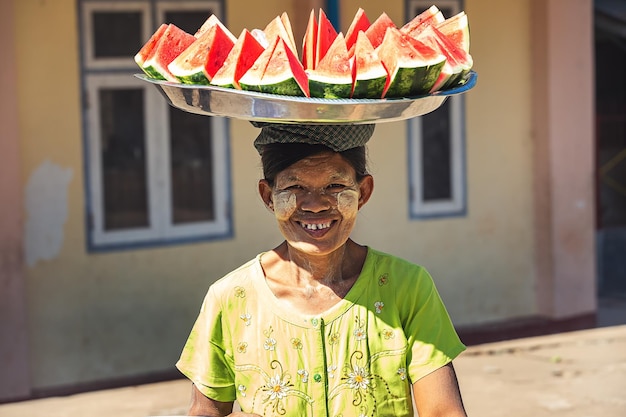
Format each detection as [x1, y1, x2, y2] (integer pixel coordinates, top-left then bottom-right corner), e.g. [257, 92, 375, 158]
[173, 70, 210, 85]
[307, 72, 352, 99]
[352, 75, 387, 99]
[142, 61, 175, 81]
[385, 61, 445, 98]
[259, 77, 306, 97]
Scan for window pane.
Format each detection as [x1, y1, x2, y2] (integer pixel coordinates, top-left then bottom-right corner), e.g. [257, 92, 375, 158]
[165, 10, 214, 34]
[169, 107, 215, 224]
[422, 100, 452, 201]
[99, 88, 149, 230]
[93, 12, 143, 58]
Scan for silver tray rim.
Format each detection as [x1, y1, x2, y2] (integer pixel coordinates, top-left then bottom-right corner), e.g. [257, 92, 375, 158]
[136, 70, 477, 124]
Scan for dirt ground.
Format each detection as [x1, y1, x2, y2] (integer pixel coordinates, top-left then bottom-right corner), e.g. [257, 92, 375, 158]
[1, 325, 625, 417]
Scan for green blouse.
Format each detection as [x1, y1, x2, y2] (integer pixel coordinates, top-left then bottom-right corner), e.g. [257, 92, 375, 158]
[176, 247, 465, 417]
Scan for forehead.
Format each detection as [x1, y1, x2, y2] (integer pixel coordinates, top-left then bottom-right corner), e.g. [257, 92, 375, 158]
[276, 152, 356, 182]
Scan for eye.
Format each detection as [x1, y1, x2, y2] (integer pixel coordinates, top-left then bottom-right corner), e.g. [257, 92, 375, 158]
[327, 183, 347, 190]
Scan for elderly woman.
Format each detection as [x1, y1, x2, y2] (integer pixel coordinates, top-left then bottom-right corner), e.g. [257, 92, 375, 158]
[176, 123, 468, 417]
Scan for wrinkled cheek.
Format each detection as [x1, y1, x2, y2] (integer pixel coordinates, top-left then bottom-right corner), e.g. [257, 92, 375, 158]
[273, 191, 297, 220]
[336, 190, 359, 219]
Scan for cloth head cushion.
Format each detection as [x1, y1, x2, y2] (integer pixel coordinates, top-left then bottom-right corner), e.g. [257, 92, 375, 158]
[251, 122, 375, 154]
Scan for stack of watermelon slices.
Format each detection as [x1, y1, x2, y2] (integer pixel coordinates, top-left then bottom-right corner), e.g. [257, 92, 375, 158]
[134, 6, 472, 99]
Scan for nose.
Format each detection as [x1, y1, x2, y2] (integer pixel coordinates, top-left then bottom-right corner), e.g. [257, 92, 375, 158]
[298, 189, 333, 212]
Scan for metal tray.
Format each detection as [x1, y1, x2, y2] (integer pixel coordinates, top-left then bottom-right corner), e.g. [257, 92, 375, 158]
[136, 71, 477, 124]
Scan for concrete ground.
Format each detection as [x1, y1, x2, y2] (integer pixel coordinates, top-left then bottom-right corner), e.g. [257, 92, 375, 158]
[1, 324, 625, 417]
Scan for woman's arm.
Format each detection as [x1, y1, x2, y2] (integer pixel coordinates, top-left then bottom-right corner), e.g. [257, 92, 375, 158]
[188, 383, 262, 417]
[412, 362, 468, 417]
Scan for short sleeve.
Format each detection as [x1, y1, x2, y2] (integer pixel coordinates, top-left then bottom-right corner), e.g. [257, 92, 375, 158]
[400, 267, 466, 383]
[175, 285, 237, 402]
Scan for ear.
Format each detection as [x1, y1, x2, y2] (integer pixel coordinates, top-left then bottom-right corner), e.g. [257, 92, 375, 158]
[258, 179, 274, 211]
[357, 175, 374, 209]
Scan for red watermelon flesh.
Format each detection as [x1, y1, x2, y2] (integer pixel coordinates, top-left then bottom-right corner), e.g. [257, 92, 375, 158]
[307, 33, 352, 98]
[141, 24, 196, 81]
[436, 12, 470, 53]
[344, 8, 371, 52]
[280, 12, 298, 55]
[210, 29, 265, 89]
[351, 31, 387, 99]
[195, 14, 237, 43]
[302, 9, 318, 70]
[378, 27, 445, 97]
[259, 38, 310, 97]
[239, 36, 279, 92]
[315, 9, 338, 68]
[264, 15, 298, 55]
[168, 23, 235, 84]
[135, 23, 168, 67]
[365, 12, 396, 49]
[416, 25, 473, 91]
[400, 5, 444, 36]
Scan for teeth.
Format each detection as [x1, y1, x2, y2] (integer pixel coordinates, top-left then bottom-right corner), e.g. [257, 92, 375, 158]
[301, 222, 331, 230]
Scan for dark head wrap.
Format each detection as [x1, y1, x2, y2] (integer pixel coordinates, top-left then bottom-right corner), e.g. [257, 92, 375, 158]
[251, 122, 375, 154]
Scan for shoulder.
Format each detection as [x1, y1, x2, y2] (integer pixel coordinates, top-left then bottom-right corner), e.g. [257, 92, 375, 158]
[206, 254, 263, 299]
[366, 247, 432, 279]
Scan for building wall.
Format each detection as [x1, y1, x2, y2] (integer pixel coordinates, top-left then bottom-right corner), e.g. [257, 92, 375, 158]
[7, 0, 595, 395]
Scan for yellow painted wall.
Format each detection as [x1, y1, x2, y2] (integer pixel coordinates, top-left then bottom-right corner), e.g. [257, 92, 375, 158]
[15, 0, 537, 391]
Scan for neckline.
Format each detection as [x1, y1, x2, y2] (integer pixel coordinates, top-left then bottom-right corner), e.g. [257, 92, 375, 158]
[253, 247, 372, 328]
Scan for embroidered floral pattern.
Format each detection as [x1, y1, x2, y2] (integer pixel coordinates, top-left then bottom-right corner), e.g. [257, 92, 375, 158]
[378, 273, 389, 286]
[374, 301, 384, 313]
[237, 342, 248, 353]
[240, 312, 252, 326]
[382, 328, 395, 339]
[263, 327, 277, 351]
[238, 384, 247, 397]
[297, 369, 309, 383]
[397, 368, 407, 381]
[353, 327, 366, 341]
[328, 332, 340, 345]
[234, 286, 246, 298]
[347, 365, 371, 390]
[264, 338, 277, 351]
[291, 338, 303, 350]
[264, 375, 289, 400]
[327, 364, 337, 379]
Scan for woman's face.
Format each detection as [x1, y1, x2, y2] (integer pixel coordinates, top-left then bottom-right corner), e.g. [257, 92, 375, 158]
[259, 151, 373, 256]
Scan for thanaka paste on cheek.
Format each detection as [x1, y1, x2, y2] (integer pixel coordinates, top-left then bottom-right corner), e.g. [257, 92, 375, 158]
[273, 190, 297, 220]
[336, 189, 359, 219]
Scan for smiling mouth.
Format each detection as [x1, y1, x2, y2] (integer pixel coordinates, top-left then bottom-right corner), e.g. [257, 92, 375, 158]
[298, 221, 333, 231]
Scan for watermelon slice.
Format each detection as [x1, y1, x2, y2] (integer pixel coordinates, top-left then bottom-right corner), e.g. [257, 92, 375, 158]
[315, 9, 338, 68]
[378, 27, 445, 98]
[351, 31, 387, 99]
[400, 5, 444, 36]
[280, 12, 298, 56]
[344, 8, 371, 52]
[194, 14, 237, 43]
[210, 29, 265, 89]
[415, 25, 473, 92]
[140, 24, 196, 82]
[134, 23, 168, 69]
[301, 9, 318, 70]
[365, 12, 396, 49]
[307, 33, 352, 98]
[264, 15, 298, 55]
[259, 38, 310, 97]
[239, 37, 276, 92]
[168, 24, 235, 84]
[436, 12, 470, 53]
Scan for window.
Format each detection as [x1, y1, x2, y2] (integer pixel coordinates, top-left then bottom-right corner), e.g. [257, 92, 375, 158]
[79, 0, 231, 250]
[406, 0, 467, 219]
